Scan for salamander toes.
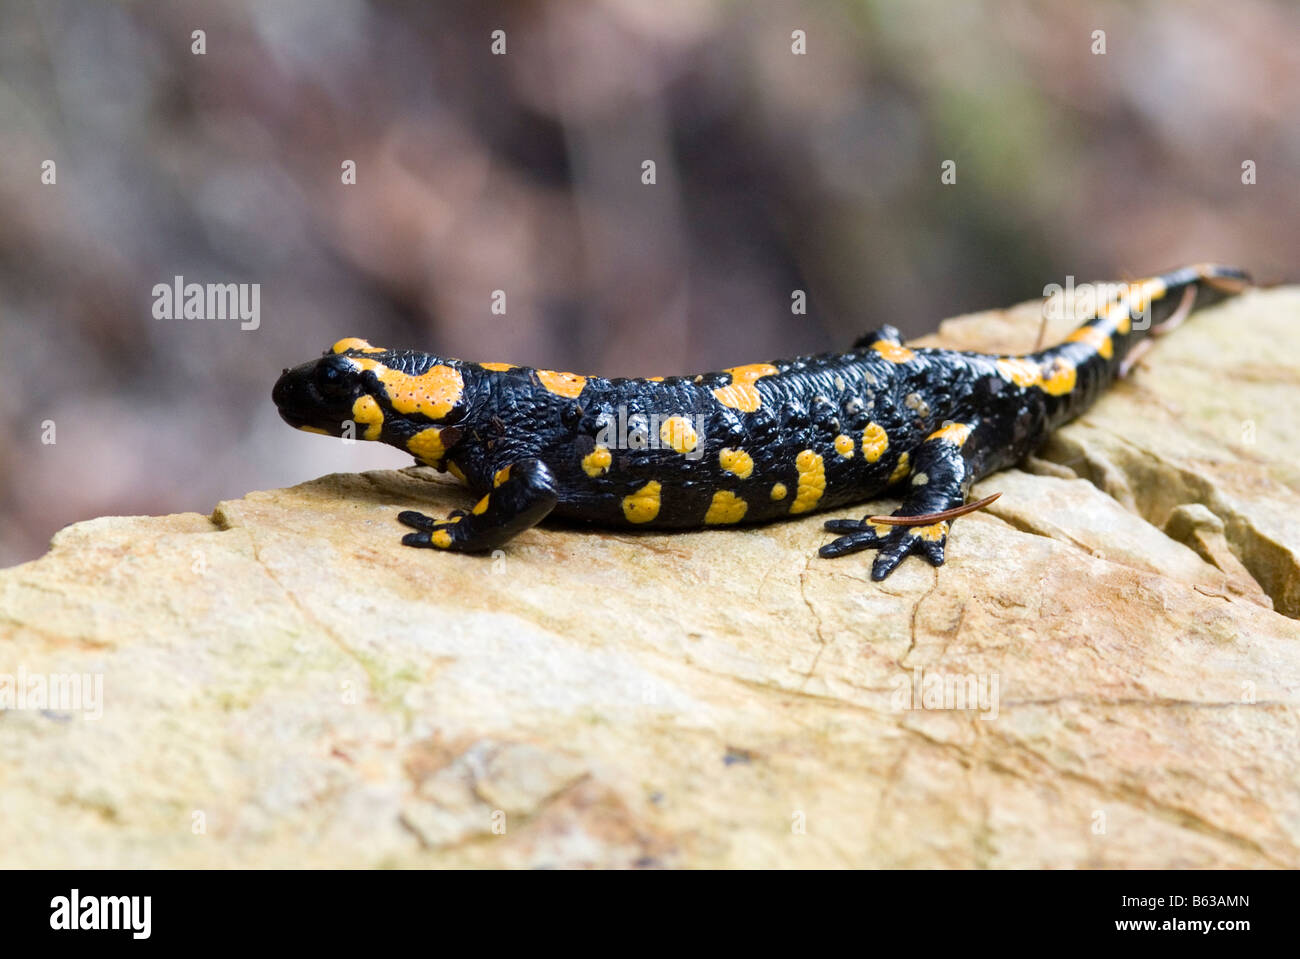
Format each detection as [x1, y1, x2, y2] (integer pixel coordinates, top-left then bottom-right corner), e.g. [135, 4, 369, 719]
[818, 529, 881, 558]
[869, 529, 916, 580]
[823, 518, 869, 534]
[917, 535, 947, 568]
[399, 508, 471, 531]
[398, 509, 465, 549]
[821, 521, 950, 580]
[400, 519, 464, 550]
[397, 510, 441, 531]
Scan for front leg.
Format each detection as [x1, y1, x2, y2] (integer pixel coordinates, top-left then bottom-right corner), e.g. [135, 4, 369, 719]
[398, 458, 558, 552]
[820, 419, 992, 580]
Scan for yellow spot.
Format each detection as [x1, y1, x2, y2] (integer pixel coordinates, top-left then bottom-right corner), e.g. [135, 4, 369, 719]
[447, 461, 467, 483]
[355, 358, 464, 420]
[770, 482, 788, 501]
[408, 427, 450, 463]
[480, 361, 516, 372]
[704, 490, 748, 525]
[350, 395, 384, 441]
[299, 426, 330, 436]
[622, 480, 662, 524]
[871, 340, 915, 363]
[834, 434, 855, 458]
[472, 494, 491, 516]
[870, 521, 893, 537]
[996, 357, 1042, 389]
[712, 363, 778, 412]
[790, 450, 825, 514]
[719, 448, 754, 479]
[659, 416, 698, 454]
[493, 466, 512, 487]
[331, 337, 384, 354]
[889, 452, 911, 484]
[861, 422, 889, 462]
[1041, 357, 1077, 396]
[1066, 325, 1114, 359]
[431, 529, 453, 549]
[646, 376, 665, 382]
[913, 521, 949, 542]
[582, 445, 612, 477]
[927, 422, 972, 446]
[537, 369, 587, 398]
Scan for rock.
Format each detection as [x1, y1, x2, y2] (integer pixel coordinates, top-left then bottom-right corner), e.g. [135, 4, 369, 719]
[2, 288, 1299, 868]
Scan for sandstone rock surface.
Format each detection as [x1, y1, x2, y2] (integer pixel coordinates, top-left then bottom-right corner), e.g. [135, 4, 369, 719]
[2, 288, 1298, 867]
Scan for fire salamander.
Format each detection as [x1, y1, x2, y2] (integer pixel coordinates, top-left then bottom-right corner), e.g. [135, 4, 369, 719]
[273, 263, 1249, 580]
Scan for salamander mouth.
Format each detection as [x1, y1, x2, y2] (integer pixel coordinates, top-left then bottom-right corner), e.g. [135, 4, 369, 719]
[276, 408, 309, 428]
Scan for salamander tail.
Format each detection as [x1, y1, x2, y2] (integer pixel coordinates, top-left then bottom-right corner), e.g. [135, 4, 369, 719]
[1021, 263, 1250, 425]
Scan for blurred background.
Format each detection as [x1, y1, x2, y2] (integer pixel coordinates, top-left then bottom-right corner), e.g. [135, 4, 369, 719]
[1, 0, 1297, 566]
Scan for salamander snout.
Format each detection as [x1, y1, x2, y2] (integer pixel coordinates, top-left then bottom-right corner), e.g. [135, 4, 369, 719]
[271, 365, 308, 427]
[273, 355, 368, 435]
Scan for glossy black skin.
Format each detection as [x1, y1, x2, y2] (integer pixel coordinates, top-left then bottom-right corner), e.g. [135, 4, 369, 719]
[273, 265, 1248, 579]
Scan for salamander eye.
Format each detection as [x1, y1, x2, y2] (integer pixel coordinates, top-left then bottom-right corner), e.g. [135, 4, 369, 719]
[314, 357, 354, 397]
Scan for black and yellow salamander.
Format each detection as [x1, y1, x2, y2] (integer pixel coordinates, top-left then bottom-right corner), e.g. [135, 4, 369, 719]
[273, 263, 1249, 580]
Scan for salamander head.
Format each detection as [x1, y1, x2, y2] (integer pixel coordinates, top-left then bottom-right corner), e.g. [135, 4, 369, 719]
[273, 338, 470, 460]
